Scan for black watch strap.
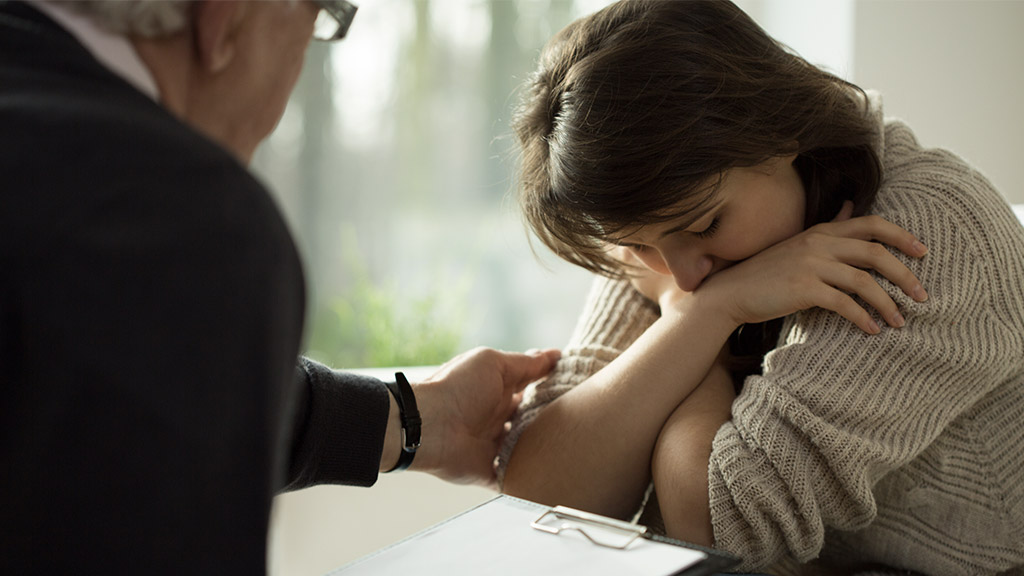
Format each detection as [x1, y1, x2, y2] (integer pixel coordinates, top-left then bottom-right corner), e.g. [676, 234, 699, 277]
[384, 372, 420, 473]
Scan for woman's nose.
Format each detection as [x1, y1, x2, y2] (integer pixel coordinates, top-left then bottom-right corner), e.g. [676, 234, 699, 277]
[663, 250, 713, 292]
[632, 247, 713, 292]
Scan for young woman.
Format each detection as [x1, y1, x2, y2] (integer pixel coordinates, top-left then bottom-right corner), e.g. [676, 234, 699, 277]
[496, 1, 1024, 574]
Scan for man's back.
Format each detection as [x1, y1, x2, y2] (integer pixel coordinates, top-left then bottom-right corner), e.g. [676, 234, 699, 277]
[0, 3, 306, 572]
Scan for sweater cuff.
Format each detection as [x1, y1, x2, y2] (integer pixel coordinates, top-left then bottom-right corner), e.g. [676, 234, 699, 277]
[284, 357, 390, 490]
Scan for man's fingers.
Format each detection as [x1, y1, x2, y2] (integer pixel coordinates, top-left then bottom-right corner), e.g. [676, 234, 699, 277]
[501, 348, 561, 392]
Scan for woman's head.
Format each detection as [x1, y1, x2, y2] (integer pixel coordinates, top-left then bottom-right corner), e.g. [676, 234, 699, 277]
[514, 0, 882, 278]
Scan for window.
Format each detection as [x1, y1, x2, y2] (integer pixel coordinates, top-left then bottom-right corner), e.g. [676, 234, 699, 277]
[253, 0, 608, 369]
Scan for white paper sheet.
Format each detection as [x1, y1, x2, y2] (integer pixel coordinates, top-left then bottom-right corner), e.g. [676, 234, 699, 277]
[329, 496, 707, 576]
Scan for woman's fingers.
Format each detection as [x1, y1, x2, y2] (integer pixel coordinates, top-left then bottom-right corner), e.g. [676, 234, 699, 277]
[827, 236, 929, 304]
[707, 212, 930, 334]
[808, 216, 929, 331]
[821, 214, 929, 260]
[821, 261, 904, 330]
[815, 284, 884, 334]
[831, 200, 855, 223]
[804, 215, 930, 321]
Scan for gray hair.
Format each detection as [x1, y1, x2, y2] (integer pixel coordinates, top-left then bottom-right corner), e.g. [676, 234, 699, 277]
[52, 1, 191, 38]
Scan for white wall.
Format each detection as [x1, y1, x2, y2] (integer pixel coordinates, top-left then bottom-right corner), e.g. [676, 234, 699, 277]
[853, 0, 1024, 204]
[736, 0, 856, 79]
[740, 0, 1024, 203]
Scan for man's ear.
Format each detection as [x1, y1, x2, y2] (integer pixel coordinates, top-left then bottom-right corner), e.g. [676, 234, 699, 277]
[192, 0, 247, 73]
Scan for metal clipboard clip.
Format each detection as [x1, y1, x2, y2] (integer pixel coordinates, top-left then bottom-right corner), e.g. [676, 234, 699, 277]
[531, 505, 648, 550]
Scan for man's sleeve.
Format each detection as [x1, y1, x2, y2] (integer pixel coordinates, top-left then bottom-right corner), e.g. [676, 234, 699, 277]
[280, 357, 389, 491]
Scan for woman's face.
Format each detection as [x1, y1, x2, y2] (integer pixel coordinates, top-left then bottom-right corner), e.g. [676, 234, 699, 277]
[613, 154, 806, 292]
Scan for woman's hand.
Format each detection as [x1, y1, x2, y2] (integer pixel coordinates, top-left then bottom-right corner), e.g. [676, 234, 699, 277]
[695, 203, 929, 334]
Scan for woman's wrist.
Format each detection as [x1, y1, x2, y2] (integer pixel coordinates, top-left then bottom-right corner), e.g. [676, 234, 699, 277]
[659, 287, 742, 340]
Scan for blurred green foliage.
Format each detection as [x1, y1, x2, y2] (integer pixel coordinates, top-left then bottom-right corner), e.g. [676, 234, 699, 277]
[304, 234, 469, 369]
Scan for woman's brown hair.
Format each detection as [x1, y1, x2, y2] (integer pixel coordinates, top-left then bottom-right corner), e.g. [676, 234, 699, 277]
[513, 0, 883, 382]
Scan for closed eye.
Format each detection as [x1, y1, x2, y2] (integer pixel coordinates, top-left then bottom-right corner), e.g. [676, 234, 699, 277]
[695, 217, 720, 240]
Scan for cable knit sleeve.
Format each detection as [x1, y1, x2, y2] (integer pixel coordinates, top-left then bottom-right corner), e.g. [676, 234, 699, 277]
[707, 122, 1024, 572]
[496, 275, 659, 484]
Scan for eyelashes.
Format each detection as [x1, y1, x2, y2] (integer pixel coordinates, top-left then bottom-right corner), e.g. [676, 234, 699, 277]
[618, 215, 721, 253]
[695, 217, 721, 239]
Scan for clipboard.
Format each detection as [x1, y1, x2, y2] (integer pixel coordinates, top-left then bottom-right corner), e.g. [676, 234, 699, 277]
[325, 494, 739, 575]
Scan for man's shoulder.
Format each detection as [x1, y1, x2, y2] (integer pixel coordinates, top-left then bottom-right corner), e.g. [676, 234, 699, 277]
[0, 73, 288, 276]
[0, 10, 298, 281]
[3, 93, 268, 237]
[0, 3, 245, 191]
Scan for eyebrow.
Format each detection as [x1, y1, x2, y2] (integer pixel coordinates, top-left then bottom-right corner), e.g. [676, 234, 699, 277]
[605, 182, 723, 246]
[656, 197, 722, 239]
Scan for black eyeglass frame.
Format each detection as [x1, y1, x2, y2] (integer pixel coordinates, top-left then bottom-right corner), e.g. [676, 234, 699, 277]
[314, 0, 358, 42]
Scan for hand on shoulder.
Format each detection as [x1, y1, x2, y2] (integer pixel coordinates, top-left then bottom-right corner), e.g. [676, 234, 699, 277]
[617, 202, 931, 335]
[695, 202, 929, 334]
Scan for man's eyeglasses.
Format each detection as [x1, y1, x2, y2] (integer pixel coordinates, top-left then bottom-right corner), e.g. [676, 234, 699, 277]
[313, 1, 358, 42]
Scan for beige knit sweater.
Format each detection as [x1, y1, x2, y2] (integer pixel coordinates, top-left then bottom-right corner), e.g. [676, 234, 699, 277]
[498, 110, 1024, 574]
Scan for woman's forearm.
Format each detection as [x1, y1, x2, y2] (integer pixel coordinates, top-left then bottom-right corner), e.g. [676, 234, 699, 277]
[651, 362, 735, 545]
[502, 296, 737, 519]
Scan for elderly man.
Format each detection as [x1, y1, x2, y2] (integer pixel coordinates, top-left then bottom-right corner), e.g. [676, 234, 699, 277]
[0, 1, 559, 572]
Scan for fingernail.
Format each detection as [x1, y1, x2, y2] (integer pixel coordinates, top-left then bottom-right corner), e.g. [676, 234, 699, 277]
[869, 319, 881, 334]
[912, 284, 928, 302]
[913, 241, 928, 256]
[892, 312, 905, 328]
